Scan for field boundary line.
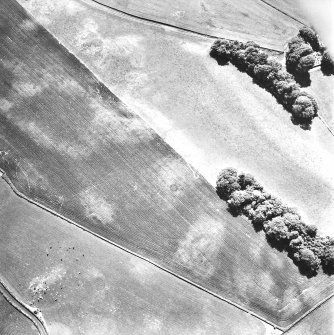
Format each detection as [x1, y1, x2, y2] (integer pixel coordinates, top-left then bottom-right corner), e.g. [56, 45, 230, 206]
[0, 170, 284, 332]
[282, 293, 334, 333]
[81, 0, 284, 53]
[257, 0, 309, 27]
[318, 113, 334, 137]
[0, 276, 49, 335]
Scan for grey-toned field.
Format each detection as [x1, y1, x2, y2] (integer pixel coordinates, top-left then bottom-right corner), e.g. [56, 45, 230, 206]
[0, 294, 38, 335]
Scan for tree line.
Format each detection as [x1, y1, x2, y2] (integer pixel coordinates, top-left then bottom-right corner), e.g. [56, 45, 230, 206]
[210, 39, 319, 124]
[216, 168, 334, 276]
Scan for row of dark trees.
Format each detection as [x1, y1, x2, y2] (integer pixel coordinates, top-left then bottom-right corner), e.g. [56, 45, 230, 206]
[287, 26, 334, 75]
[216, 168, 334, 276]
[210, 39, 318, 123]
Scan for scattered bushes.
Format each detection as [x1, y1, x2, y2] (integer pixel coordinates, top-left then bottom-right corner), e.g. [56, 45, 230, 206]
[216, 168, 333, 276]
[210, 38, 318, 124]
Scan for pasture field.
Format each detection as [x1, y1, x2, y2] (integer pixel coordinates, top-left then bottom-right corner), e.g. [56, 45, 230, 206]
[0, 294, 38, 335]
[305, 69, 334, 129]
[19, 0, 334, 238]
[85, 0, 301, 50]
[1, 0, 333, 328]
[259, 0, 309, 26]
[285, 296, 334, 335]
[0, 178, 273, 335]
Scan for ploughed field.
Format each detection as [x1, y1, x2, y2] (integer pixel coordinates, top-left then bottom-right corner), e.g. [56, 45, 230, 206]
[0, 178, 273, 335]
[89, 0, 301, 50]
[1, 0, 333, 329]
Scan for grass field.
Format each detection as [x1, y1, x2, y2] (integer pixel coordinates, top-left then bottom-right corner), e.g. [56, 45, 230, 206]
[259, 0, 310, 26]
[2, 0, 334, 328]
[80, 0, 301, 50]
[0, 178, 274, 335]
[305, 69, 334, 129]
[18, 0, 334, 238]
[285, 296, 334, 335]
[0, 294, 38, 335]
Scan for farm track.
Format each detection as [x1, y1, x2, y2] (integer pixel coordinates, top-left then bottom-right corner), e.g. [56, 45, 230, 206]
[87, 0, 283, 53]
[0, 171, 283, 332]
[0, 275, 48, 335]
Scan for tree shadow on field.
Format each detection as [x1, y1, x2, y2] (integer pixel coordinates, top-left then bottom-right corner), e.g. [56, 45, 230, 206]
[291, 116, 312, 130]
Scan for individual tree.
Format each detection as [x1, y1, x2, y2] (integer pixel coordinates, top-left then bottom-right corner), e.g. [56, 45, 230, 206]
[296, 54, 316, 74]
[292, 92, 318, 119]
[288, 36, 305, 52]
[321, 50, 334, 74]
[298, 26, 320, 51]
[237, 173, 263, 191]
[306, 224, 318, 238]
[227, 189, 253, 214]
[294, 248, 321, 274]
[216, 168, 241, 200]
[264, 217, 290, 243]
[322, 246, 334, 274]
[286, 44, 313, 73]
[253, 64, 274, 86]
[248, 198, 289, 225]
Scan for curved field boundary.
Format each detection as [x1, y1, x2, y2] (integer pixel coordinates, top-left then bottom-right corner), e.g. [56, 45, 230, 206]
[85, 0, 283, 54]
[0, 275, 49, 335]
[0, 170, 282, 332]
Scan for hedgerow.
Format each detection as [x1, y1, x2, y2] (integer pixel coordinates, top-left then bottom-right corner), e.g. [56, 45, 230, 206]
[216, 168, 334, 276]
[210, 39, 318, 124]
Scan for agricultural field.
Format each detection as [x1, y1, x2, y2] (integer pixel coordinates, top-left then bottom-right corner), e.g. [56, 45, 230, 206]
[285, 296, 334, 335]
[305, 68, 334, 129]
[85, 0, 301, 50]
[0, 294, 38, 335]
[259, 0, 310, 26]
[18, 0, 334, 238]
[0, 178, 274, 335]
[1, 0, 333, 333]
